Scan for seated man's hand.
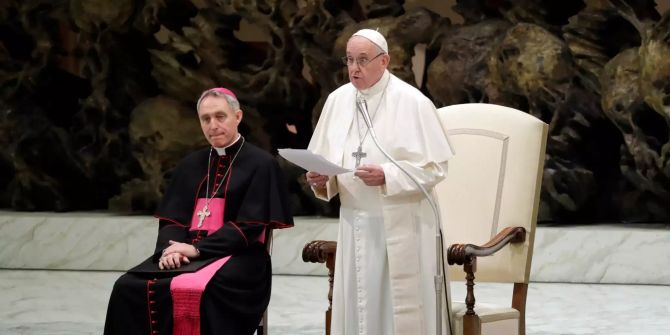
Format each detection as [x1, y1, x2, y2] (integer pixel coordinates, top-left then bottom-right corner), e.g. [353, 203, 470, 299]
[159, 251, 189, 270]
[163, 240, 199, 257]
[159, 240, 199, 270]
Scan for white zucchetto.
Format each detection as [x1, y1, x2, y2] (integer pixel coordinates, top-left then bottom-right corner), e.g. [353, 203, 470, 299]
[352, 29, 388, 53]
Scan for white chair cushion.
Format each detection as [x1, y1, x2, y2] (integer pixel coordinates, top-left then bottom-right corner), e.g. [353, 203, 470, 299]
[451, 302, 520, 335]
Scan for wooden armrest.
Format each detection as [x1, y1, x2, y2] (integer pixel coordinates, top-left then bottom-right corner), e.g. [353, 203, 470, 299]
[302, 240, 337, 263]
[447, 226, 526, 265]
[445, 226, 527, 335]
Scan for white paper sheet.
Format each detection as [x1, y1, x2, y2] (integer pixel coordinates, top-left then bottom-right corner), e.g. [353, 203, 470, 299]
[278, 148, 351, 176]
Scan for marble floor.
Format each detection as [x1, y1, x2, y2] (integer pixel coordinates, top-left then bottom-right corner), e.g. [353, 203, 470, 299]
[1, 270, 668, 335]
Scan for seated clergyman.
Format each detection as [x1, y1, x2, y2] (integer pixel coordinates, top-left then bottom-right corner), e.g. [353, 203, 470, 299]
[103, 87, 294, 335]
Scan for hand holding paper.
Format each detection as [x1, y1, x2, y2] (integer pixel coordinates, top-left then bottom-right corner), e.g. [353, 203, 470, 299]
[278, 149, 351, 176]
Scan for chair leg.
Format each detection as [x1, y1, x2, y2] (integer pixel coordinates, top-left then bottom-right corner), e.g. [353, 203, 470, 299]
[256, 310, 268, 335]
[463, 260, 481, 335]
[325, 309, 331, 335]
[512, 283, 528, 335]
[325, 252, 335, 335]
[463, 314, 481, 335]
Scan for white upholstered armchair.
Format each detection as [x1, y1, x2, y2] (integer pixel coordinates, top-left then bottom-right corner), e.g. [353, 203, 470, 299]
[438, 103, 547, 335]
[303, 103, 548, 335]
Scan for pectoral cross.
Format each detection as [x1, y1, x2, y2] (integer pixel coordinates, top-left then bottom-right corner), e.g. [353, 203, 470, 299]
[352, 145, 367, 168]
[197, 205, 211, 228]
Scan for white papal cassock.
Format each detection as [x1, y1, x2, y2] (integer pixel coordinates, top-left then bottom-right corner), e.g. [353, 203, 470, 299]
[308, 70, 455, 335]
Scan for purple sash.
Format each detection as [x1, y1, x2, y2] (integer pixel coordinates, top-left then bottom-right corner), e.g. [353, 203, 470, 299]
[170, 198, 226, 335]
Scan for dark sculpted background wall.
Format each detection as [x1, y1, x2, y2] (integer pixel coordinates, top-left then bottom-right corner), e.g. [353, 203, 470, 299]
[0, 0, 669, 223]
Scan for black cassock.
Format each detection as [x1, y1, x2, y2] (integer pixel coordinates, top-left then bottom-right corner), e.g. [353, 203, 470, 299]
[104, 137, 293, 335]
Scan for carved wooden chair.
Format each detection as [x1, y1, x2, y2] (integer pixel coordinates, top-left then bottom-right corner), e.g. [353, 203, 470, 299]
[303, 103, 547, 335]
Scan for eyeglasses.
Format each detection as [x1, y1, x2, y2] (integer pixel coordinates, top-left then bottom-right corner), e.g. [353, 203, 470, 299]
[341, 52, 385, 67]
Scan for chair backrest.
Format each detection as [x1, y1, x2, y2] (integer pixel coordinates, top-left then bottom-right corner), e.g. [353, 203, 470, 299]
[435, 103, 547, 283]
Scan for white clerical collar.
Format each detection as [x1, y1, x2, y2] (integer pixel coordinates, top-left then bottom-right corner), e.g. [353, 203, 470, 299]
[359, 70, 390, 97]
[214, 134, 241, 156]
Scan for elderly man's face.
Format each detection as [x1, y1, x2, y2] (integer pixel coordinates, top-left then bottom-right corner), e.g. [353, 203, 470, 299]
[346, 36, 389, 90]
[198, 95, 242, 148]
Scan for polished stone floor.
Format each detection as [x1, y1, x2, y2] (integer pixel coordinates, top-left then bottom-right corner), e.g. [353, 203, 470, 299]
[1, 269, 668, 335]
